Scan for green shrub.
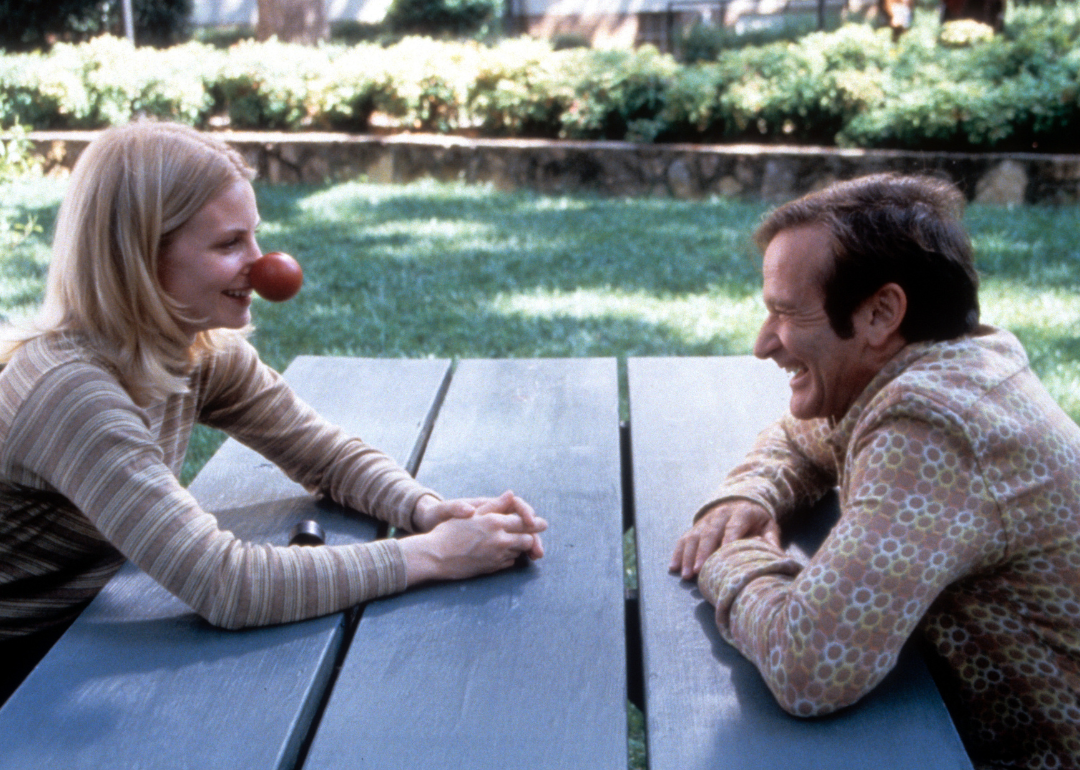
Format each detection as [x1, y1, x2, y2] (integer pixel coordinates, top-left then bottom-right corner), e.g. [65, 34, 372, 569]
[0, 120, 43, 254]
[657, 63, 737, 142]
[376, 37, 485, 132]
[79, 36, 216, 126]
[0, 47, 95, 128]
[136, 41, 219, 125]
[0, 0, 191, 52]
[558, 46, 679, 141]
[309, 45, 384, 131]
[1, 3, 1077, 151]
[0, 121, 39, 183]
[384, 0, 502, 38]
[211, 39, 328, 129]
[0, 36, 214, 129]
[467, 38, 564, 137]
[677, 22, 727, 64]
[718, 41, 826, 142]
[837, 8, 1080, 151]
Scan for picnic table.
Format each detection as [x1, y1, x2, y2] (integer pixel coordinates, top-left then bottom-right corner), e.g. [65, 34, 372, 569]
[0, 356, 973, 770]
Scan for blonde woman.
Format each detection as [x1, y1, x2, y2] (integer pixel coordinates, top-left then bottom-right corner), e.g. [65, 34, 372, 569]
[0, 120, 545, 701]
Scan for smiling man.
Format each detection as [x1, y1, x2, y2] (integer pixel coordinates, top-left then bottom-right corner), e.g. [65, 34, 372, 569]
[671, 174, 1080, 770]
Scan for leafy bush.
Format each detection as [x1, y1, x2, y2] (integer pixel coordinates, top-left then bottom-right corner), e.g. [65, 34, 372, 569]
[939, 19, 995, 47]
[309, 45, 384, 131]
[657, 63, 737, 142]
[0, 121, 39, 183]
[384, 0, 502, 38]
[376, 37, 485, 132]
[558, 46, 679, 141]
[467, 38, 565, 137]
[0, 47, 95, 128]
[1, 3, 1078, 151]
[837, 7, 1080, 151]
[0, 37, 214, 129]
[0, 120, 43, 253]
[0, 0, 191, 52]
[79, 36, 215, 126]
[211, 39, 326, 129]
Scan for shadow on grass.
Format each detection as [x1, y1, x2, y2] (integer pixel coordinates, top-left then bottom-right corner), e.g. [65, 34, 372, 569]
[1009, 324, 1080, 374]
[966, 205, 1080, 289]
[249, 180, 770, 371]
[0, 180, 63, 321]
[8, 177, 1080, 476]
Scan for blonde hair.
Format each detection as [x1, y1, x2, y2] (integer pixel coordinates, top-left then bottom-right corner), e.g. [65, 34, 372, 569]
[1, 120, 256, 404]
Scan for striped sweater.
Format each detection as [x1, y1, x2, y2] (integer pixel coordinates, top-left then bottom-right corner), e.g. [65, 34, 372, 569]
[0, 332, 435, 639]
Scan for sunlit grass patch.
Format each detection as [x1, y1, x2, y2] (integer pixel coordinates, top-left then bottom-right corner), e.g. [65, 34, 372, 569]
[3, 177, 1079, 479]
[981, 281, 1080, 419]
[491, 287, 763, 353]
[0, 177, 62, 324]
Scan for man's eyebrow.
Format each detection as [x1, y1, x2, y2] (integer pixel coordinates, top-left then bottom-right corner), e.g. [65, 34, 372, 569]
[763, 296, 797, 312]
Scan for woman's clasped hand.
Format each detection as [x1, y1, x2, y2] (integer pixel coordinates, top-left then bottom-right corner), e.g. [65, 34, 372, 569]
[401, 490, 547, 584]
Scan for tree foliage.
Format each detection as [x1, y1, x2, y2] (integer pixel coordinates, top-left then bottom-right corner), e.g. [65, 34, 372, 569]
[383, 0, 502, 38]
[0, 0, 192, 51]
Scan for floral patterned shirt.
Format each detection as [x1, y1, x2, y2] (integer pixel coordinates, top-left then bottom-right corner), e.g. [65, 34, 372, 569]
[697, 326, 1080, 770]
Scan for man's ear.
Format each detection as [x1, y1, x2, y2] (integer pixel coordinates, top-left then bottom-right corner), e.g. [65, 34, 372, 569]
[858, 282, 907, 347]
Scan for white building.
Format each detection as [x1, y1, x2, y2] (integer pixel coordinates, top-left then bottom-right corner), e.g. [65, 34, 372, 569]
[192, 0, 393, 25]
[191, 0, 848, 49]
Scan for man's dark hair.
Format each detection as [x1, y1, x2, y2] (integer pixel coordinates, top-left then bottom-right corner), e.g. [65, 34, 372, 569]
[754, 174, 980, 342]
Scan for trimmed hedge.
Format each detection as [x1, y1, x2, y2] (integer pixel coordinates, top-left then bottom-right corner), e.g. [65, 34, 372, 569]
[2, 5, 1078, 152]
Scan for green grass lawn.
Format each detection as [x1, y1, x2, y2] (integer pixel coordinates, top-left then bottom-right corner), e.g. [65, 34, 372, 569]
[5, 175, 1079, 473]
[3, 175, 1079, 769]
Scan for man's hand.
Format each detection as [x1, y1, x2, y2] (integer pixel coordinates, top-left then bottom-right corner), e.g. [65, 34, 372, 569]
[670, 499, 779, 580]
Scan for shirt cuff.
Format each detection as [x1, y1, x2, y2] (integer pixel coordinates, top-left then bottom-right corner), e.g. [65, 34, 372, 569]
[697, 539, 802, 637]
[692, 494, 775, 523]
[386, 484, 443, 531]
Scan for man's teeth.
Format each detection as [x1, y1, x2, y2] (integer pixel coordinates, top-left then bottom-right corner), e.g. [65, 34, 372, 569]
[224, 289, 250, 299]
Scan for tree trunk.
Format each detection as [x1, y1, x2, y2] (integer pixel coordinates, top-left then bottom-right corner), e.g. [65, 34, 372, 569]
[256, 0, 329, 44]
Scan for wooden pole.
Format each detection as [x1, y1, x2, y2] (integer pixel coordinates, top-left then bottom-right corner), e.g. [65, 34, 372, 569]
[122, 0, 135, 43]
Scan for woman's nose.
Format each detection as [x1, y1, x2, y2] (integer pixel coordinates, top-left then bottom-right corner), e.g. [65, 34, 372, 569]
[244, 239, 262, 266]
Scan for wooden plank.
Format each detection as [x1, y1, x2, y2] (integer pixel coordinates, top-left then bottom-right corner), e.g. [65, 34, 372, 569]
[627, 356, 973, 770]
[0, 357, 451, 770]
[304, 358, 627, 769]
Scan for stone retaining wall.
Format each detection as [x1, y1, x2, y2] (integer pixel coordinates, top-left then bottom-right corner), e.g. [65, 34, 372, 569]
[30, 131, 1080, 205]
